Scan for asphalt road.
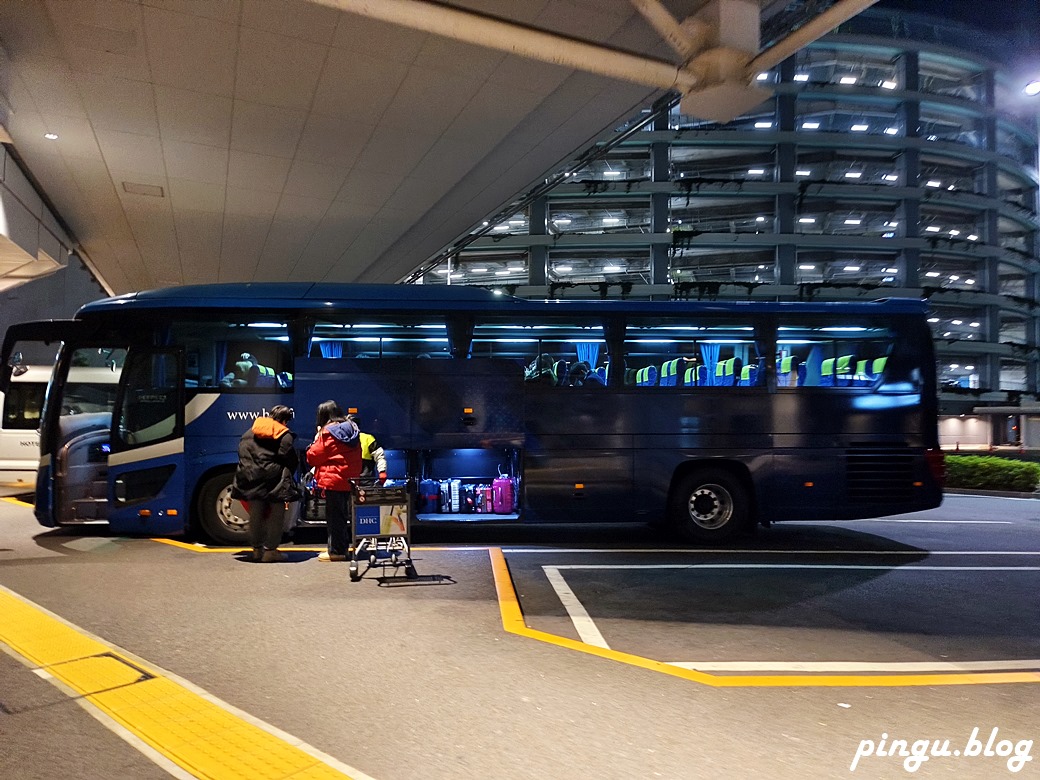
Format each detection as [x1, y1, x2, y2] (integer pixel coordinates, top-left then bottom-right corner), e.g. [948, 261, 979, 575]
[1, 494, 1039, 779]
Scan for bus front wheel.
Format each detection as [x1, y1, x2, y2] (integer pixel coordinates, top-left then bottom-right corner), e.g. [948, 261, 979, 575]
[670, 469, 750, 544]
[197, 472, 251, 546]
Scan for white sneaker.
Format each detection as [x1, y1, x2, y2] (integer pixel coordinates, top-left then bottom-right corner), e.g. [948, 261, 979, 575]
[318, 551, 347, 562]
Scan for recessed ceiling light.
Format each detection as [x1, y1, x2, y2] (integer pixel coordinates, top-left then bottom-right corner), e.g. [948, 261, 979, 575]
[843, 265, 861, 271]
[798, 217, 816, 224]
[747, 168, 766, 175]
[925, 180, 942, 187]
[839, 76, 858, 85]
[552, 218, 572, 225]
[122, 181, 165, 197]
[44, 133, 59, 140]
[880, 80, 898, 90]
[801, 121, 820, 129]
[883, 174, 899, 182]
[602, 217, 621, 224]
[844, 218, 862, 225]
[925, 225, 941, 232]
[754, 121, 772, 129]
[851, 123, 869, 132]
[794, 73, 809, 82]
[603, 171, 623, 177]
[799, 264, 815, 270]
[555, 265, 573, 272]
[795, 169, 811, 176]
[884, 127, 899, 135]
[603, 264, 623, 272]
[925, 271, 941, 277]
[844, 171, 862, 178]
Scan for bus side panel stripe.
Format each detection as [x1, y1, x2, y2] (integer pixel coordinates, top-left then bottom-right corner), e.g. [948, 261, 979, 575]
[184, 393, 219, 425]
[109, 439, 184, 467]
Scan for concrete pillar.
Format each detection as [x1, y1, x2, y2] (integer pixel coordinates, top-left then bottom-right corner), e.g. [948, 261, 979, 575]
[649, 140, 670, 284]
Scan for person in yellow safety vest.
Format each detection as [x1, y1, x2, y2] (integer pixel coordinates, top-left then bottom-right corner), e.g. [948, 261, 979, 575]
[347, 414, 387, 486]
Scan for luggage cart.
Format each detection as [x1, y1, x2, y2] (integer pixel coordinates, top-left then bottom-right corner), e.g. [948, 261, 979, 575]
[348, 483, 418, 582]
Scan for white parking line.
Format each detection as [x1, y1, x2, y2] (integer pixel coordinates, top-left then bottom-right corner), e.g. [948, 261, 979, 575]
[548, 564, 1040, 571]
[506, 548, 1040, 555]
[667, 660, 1040, 673]
[543, 567, 610, 649]
[817, 519, 1014, 524]
[541, 562, 1040, 673]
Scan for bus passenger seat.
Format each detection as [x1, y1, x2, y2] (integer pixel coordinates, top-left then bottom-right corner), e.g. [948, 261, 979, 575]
[872, 356, 888, 379]
[660, 359, 680, 386]
[636, 365, 658, 386]
[836, 354, 855, 387]
[777, 355, 801, 387]
[820, 357, 836, 387]
[738, 364, 760, 386]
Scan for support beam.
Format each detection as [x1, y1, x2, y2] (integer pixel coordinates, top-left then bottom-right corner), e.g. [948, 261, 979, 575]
[314, 0, 700, 92]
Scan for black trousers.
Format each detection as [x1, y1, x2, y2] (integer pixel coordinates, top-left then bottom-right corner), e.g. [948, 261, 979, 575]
[325, 490, 352, 555]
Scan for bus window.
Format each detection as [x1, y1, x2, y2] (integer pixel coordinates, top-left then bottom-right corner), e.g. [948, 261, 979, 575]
[2, 381, 45, 429]
[115, 352, 182, 448]
[470, 317, 607, 387]
[311, 316, 449, 359]
[777, 320, 894, 388]
[624, 318, 764, 388]
[170, 321, 292, 390]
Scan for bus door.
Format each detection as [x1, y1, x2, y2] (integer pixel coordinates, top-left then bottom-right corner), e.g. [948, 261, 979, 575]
[106, 348, 186, 536]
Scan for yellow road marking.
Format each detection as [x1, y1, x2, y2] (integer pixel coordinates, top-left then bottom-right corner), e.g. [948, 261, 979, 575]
[488, 548, 1040, 688]
[0, 586, 364, 779]
[2, 496, 34, 508]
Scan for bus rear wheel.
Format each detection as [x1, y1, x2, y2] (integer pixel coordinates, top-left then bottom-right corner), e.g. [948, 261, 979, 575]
[669, 469, 750, 544]
[197, 472, 251, 546]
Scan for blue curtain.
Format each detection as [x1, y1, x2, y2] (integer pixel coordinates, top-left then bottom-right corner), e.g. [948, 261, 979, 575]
[216, 342, 228, 384]
[319, 341, 343, 358]
[575, 342, 599, 367]
[804, 345, 824, 386]
[699, 343, 720, 386]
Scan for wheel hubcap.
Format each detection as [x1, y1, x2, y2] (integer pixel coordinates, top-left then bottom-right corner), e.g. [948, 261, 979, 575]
[217, 485, 250, 531]
[687, 484, 733, 530]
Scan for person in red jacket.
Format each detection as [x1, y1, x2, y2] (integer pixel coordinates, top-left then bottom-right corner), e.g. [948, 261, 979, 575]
[306, 402, 362, 562]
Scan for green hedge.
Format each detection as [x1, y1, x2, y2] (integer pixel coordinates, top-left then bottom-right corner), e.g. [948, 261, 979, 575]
[945, 455, 1040, 492]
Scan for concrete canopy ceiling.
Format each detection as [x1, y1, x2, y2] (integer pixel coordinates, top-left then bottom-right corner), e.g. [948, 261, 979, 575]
[0, 0, 822, 295]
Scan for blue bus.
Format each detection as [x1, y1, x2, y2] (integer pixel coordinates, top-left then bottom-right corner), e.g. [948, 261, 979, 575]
[1, 283, 944, 544]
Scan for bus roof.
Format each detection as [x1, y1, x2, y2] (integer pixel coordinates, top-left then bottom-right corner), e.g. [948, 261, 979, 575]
[77, 283, 931, 318]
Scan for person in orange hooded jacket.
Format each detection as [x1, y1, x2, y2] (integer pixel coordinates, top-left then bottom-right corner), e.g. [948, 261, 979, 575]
[231, 405, 299, 562]
[306, 401, 362, 561]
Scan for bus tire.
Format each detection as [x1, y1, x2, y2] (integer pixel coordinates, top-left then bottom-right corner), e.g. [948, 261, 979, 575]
[669, 469, 750, 544]
[197, 471, 251, 546]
